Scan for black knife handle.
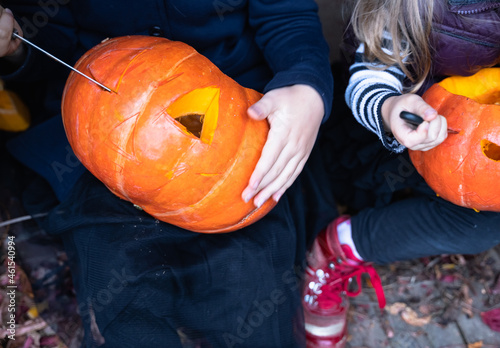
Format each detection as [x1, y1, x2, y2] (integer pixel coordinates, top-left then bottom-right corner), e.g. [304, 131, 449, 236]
[400, 111, 424, 129]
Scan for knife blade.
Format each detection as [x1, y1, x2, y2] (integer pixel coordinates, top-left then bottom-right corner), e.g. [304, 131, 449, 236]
[11, 30, 114, 93]
[400, 111, 459, 134]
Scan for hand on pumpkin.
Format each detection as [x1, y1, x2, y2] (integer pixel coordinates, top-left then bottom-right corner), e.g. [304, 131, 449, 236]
[0, 6, 24, 61]
[242, 84, 324, 207]
[382, 94, 448, 151]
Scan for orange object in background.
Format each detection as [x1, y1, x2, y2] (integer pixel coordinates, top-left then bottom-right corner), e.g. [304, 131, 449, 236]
[409, 68, 500, 212]
[0, 79, 31, 132]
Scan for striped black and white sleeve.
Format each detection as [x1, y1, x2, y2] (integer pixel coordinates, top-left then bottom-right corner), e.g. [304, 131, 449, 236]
[345, 42, 407, 152]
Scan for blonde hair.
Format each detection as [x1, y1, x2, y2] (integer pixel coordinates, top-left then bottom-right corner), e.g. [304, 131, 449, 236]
[349, 0, 434, 92]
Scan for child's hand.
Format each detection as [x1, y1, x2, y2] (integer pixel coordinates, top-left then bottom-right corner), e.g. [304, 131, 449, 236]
[0, 7, 23, 59]
[242, 84, 324, 207]
[382, 94, 448, 151]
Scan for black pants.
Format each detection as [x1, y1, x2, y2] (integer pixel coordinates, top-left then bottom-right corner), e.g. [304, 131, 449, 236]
[352, 191, 500, 264]
[35, 143, 337, 348]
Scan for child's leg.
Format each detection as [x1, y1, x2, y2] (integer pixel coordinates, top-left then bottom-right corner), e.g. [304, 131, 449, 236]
[302, 184, 499, 347]
[351, 195, 500, 265]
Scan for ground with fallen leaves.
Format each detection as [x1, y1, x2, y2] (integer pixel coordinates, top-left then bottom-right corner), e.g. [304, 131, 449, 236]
[346, 249, 500, 348]
[0, 179, 83, 348]
[2, 215, 500, 348]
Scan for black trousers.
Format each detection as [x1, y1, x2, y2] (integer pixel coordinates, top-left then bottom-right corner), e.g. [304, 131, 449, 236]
[353, 192, 500, 264]
[36, 143, 337, 348]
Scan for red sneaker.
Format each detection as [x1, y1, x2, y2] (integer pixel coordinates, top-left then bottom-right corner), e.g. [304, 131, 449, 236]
[303, 215, 386, 348]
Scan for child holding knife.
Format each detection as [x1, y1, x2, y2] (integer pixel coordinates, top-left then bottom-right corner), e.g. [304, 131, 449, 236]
[304, 0, 500, 346]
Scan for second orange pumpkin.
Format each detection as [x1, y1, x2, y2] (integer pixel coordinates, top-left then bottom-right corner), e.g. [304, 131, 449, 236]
[409, 68, 500, 212]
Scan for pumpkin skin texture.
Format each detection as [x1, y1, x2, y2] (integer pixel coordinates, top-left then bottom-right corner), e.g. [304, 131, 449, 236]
[61, 35, 277, 233]
[409, 68, 500, 212]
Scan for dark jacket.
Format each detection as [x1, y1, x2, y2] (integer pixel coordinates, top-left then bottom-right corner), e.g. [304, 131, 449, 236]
[5, 0, 333, 108]
[2, 0, 333, 201]
[429, 0, 500, 82]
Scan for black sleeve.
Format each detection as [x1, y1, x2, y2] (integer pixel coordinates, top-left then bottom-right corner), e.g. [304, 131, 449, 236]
[248, 0, 334, 120]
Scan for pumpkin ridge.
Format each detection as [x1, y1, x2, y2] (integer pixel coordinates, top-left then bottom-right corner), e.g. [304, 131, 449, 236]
[104, 136, 138, 162]
[154, 141, 196, 192]
[199, 207, 262, 233]
[152, 150, 240, 218]
[115, 48, 150, 92]
[104, 111, 141, 162]
[87, 110, 140, 185]
[121, 135, 198, 205]
[449, 152, 469, 175]
[151, 107, 168, 125]
[164, 50, 197, 79]
[115, 84, 158, 198]
[157, 73, 184, 87]
[152, 116, 261, 219]
[183, 116, 266, 208]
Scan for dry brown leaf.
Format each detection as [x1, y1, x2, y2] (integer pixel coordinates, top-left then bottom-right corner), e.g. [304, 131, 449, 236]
[468, 341, 483, 348]
[451, 254, 466, 266]
[442, 263, 457, 270]
[461, 284, 475, 318]
[434, 264, 442, 280]
[381, 317, 394, 338]
[418, 303, 433, 316]
[385, 302, 407, 315]
[401, 307, 432, 327]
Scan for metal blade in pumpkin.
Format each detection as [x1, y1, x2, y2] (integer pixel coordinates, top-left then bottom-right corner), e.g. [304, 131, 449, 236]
[12, 31, 114, 93]
[400, 111, 459, 134]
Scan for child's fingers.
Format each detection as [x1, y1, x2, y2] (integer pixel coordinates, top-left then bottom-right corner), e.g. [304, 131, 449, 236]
[408, 115, 448, 151]
[411, 99, 438, 122]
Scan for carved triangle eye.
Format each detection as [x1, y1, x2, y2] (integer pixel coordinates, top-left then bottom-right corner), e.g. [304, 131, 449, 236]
[175, 114, 203, 138]
[167, 86, 220, 144]
[482, 139, 500, 162]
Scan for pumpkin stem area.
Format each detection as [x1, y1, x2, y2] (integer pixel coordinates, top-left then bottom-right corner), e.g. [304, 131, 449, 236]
[438, 68, 500, 104]
[481, 139, 500, 161]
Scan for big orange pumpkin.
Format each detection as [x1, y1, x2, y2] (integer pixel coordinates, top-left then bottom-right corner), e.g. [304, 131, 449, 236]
[61, 35, 276, 233]
[409, 68, 500, 212]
